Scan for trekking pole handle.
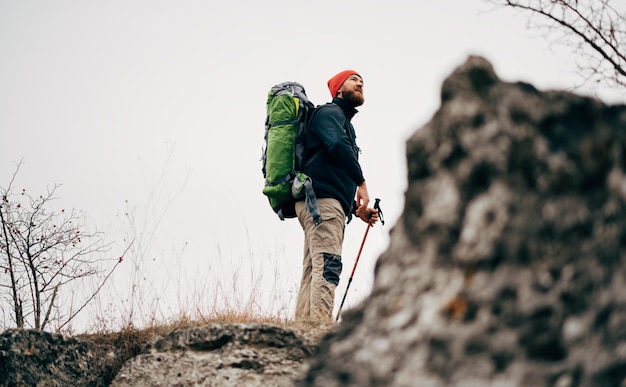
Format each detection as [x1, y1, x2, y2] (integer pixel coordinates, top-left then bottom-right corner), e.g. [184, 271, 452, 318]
[373, 198, 384, 226]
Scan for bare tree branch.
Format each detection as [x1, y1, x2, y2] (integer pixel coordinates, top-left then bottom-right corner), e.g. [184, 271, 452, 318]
[487, 0, 626, 91]
[56, 241, 131, 331]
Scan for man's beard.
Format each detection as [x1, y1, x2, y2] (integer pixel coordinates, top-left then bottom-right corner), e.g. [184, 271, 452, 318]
[342, 89, 364, 107]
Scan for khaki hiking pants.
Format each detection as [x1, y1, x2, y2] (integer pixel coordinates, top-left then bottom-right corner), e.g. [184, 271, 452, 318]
[295, 198, 345, 322]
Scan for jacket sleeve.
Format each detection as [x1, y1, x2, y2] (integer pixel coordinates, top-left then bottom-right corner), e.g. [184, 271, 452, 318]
[311, 105, 365, 185]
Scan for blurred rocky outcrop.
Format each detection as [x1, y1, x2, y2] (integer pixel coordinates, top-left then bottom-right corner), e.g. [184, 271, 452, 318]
[298, 56, 626, 386]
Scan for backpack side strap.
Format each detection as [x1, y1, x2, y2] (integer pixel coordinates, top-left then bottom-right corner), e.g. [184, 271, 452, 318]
[292, 173, 322, 225]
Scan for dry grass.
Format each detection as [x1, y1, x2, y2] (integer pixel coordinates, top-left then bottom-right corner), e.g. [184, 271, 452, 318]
[79, 310, 332, 356]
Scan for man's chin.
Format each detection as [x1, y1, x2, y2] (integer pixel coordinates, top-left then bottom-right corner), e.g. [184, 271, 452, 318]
[342, 90, 364, 107]
[349, 95, 365, 107]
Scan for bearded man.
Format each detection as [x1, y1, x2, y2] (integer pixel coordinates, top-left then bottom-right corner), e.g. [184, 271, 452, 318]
[294, 70, 379, 323]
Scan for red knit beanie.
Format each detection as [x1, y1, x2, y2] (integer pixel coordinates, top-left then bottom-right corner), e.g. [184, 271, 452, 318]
[327, 69, 360, 97]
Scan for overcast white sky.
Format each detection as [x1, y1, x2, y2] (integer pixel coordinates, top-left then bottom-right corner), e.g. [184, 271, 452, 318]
[1, 0, 624, 331]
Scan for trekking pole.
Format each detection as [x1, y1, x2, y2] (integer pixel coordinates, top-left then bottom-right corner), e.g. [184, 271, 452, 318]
[335, 198, 384, 322]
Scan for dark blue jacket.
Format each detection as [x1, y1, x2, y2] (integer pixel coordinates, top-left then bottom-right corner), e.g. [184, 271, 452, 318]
[302, 97, 365, 216]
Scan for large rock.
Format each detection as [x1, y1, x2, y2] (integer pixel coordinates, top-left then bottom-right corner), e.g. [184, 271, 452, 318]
[298, 56, 626, 386]
[0, 328, 117, 386]
[112, 323, 315, 386]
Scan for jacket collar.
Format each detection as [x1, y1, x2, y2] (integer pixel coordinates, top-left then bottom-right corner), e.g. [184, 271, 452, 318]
[332, 97, 358, 121]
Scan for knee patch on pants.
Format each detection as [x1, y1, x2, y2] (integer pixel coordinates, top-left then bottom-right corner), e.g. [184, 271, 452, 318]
[323, 253, 342, 286]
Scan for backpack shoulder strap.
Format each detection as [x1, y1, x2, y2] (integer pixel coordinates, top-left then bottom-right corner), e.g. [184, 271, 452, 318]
[304, 102, 350, 168]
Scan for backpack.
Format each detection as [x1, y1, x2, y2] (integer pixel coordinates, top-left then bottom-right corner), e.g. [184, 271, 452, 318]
[261, 81, 322, 225]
